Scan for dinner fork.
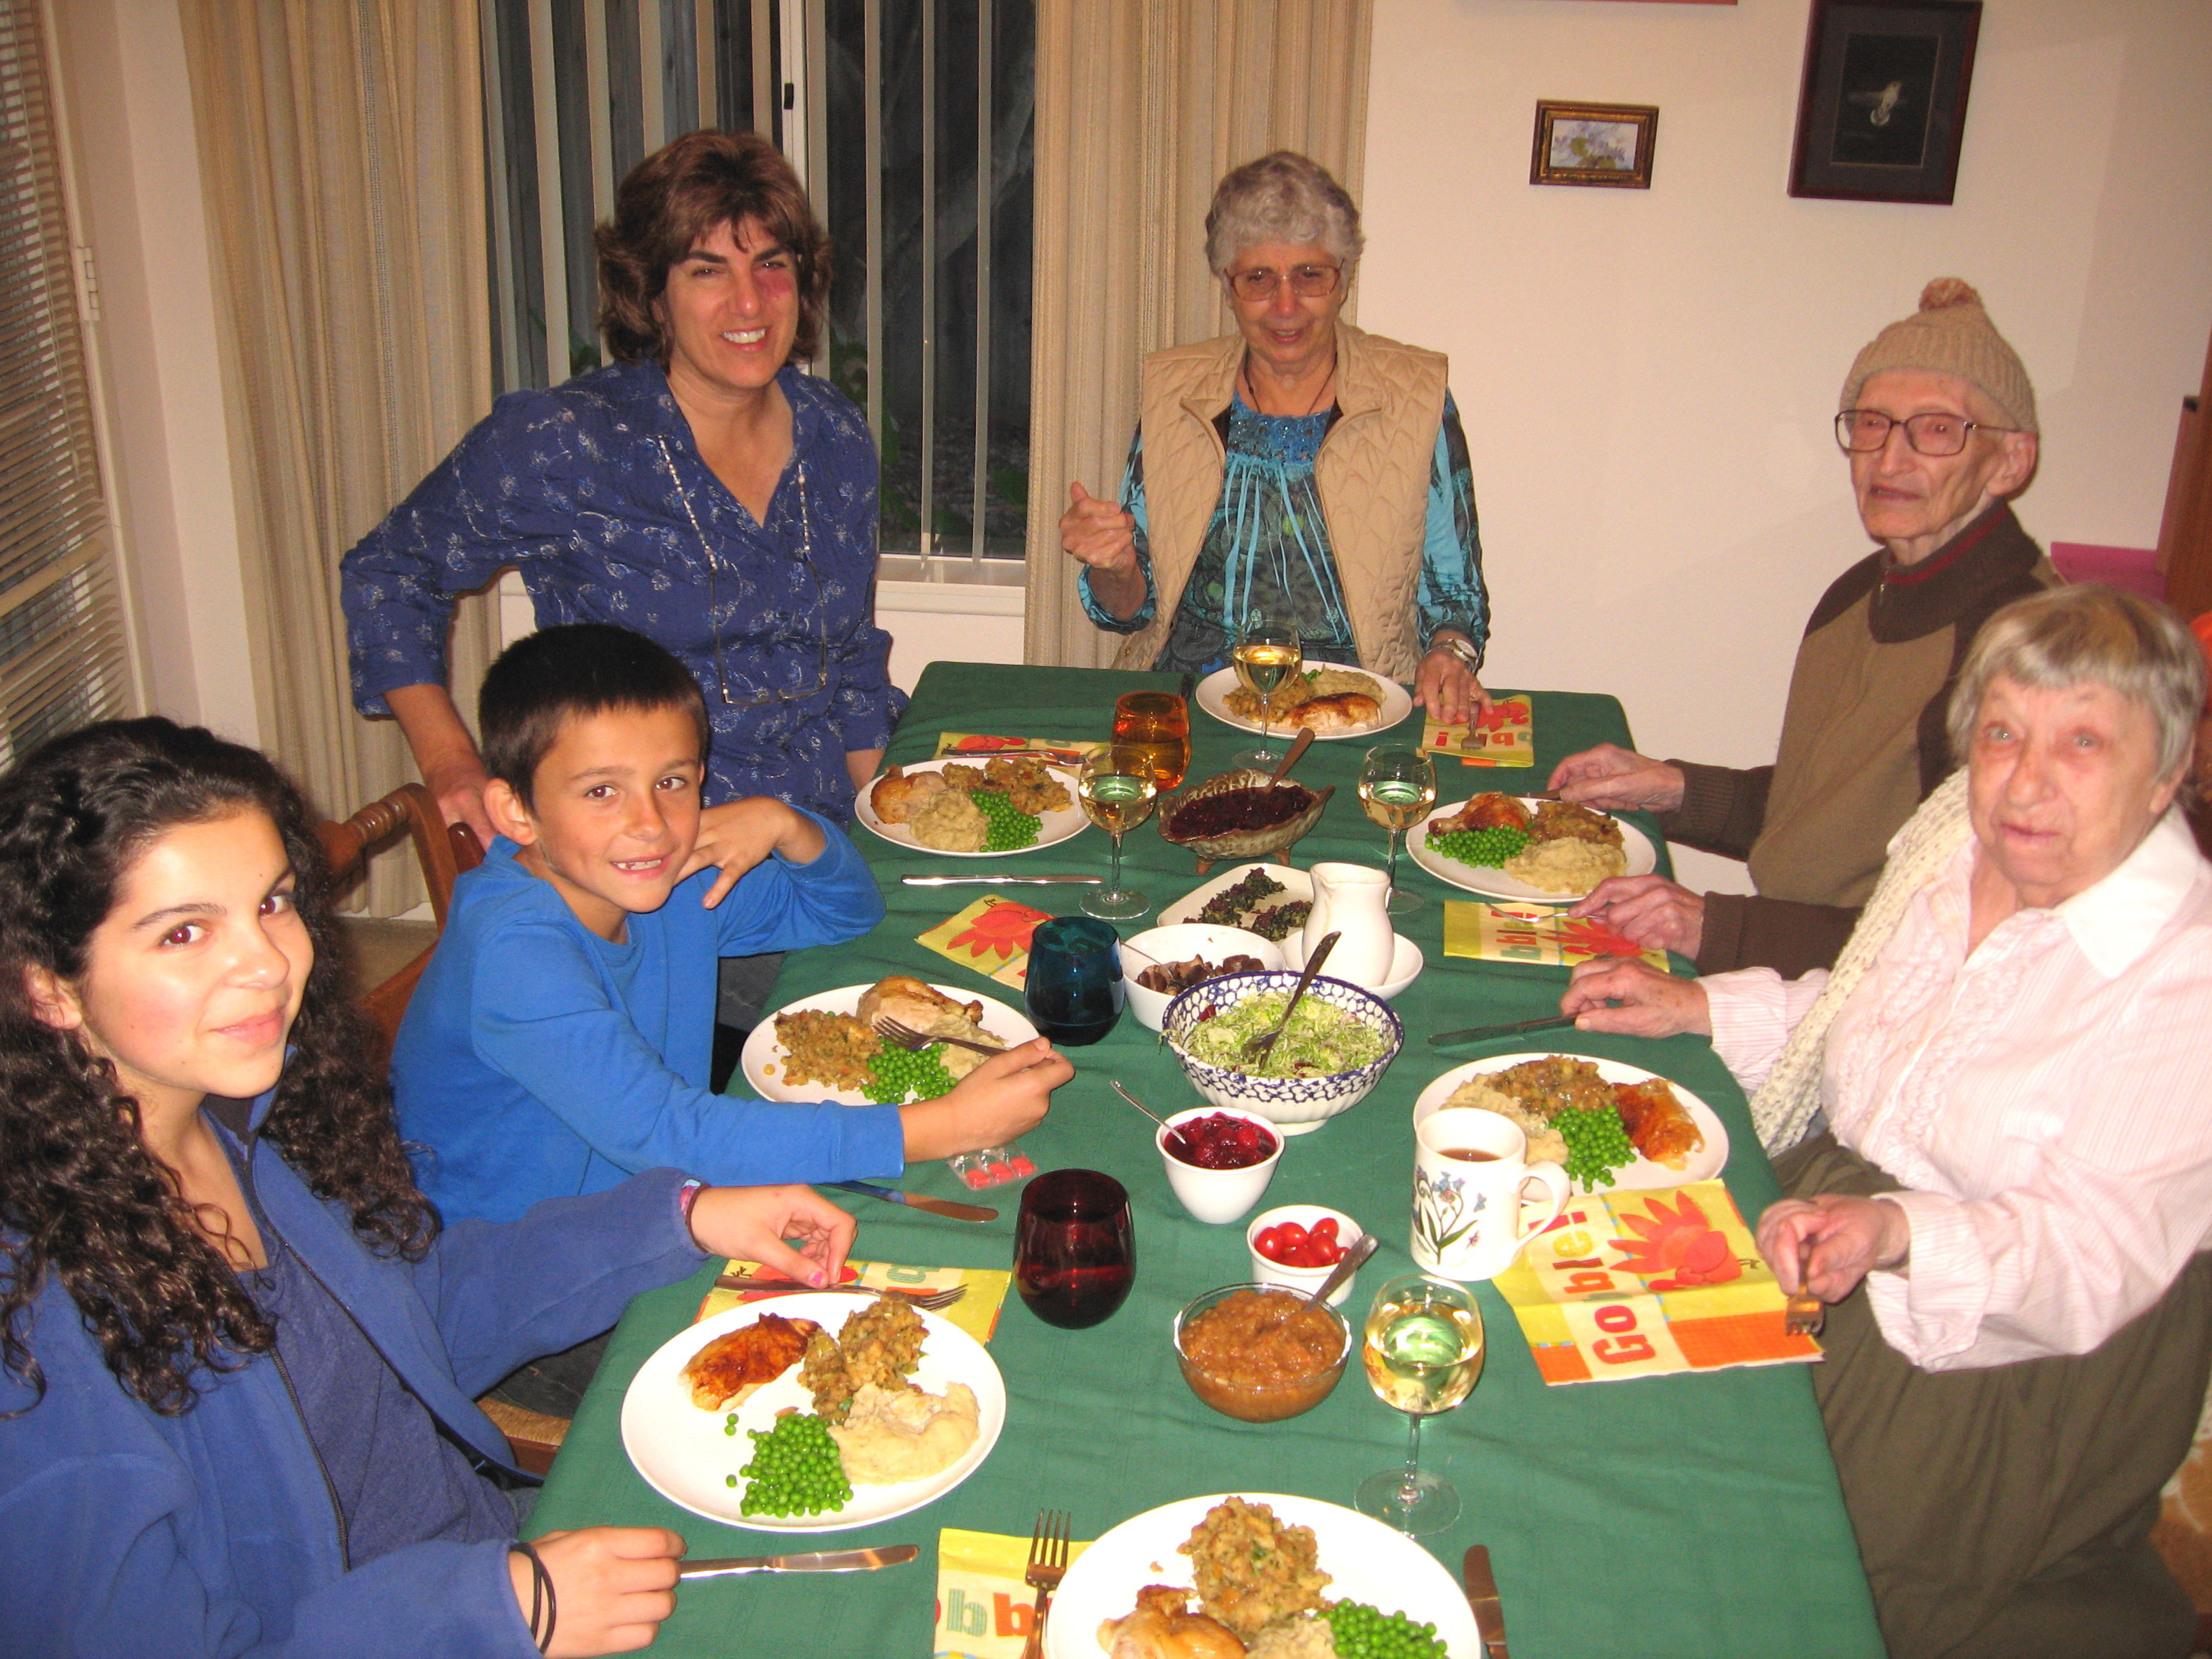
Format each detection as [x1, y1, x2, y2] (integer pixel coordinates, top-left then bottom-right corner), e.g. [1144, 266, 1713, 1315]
[1783, 1236, 1826, 1337]
[872, 1015, 1003, 1056]
[1018, 1509, 1072, 1659]
[714, 1273, 966, 1310]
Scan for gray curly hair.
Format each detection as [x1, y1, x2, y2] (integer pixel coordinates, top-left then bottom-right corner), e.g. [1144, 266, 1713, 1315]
[1204, 151, 1364, 279]
[1947, 584, 2207, 786]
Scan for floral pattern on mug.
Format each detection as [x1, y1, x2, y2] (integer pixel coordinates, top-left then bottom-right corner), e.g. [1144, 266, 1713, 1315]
[1413, 1165, 1488, 1262]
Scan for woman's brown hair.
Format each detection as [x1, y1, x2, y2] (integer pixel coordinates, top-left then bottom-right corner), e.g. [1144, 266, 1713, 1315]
[595, 129, 833, 364]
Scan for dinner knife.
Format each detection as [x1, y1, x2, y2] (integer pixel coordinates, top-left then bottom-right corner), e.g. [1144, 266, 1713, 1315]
[832, 1179, 999, 1223]
[1428, 1012, 1576, 1048]
[678, 1544, 920, 1580]
[901, 874, 1103, 886]
[1462, 1545, 1510, 1658]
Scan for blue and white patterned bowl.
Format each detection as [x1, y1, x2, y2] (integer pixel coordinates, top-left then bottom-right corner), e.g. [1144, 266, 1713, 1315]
[1161, 971, 1403, 1136]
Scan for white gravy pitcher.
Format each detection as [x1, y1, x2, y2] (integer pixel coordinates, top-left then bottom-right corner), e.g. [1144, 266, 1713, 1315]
[1302, 862, 1395, 987]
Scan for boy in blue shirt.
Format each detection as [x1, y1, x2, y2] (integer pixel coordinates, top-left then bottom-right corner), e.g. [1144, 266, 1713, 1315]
[394, 624, 1068, 1223]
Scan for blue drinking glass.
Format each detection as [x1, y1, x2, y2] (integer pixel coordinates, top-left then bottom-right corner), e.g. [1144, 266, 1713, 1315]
[1023, 915, 1124, 1047]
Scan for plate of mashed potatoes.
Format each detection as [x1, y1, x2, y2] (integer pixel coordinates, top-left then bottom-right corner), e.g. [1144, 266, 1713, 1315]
[1408, 793, 1656, 904]
[858, 755, 1089, 857]
[622, 1292, 1005, 1532]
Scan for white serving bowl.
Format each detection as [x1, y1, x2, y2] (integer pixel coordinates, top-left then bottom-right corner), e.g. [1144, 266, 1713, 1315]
[1161, 971, 1404, 1137]
[1156, 1105, 1284, 1225]
[1246, 1205, 1364, 1306]
[1285, 930, 1424, 1002]
[1121, 923, 1285, 1033]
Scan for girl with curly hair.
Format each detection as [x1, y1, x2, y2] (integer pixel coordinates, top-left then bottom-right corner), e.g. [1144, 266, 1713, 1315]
[0, 718, 855, 1656]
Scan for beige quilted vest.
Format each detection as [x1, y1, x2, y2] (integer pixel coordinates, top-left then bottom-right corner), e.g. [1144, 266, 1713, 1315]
[1113, 321, 1448, 679]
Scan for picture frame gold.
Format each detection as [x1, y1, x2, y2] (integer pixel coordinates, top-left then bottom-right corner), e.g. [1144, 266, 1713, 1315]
[1531, 101, 1659, 190]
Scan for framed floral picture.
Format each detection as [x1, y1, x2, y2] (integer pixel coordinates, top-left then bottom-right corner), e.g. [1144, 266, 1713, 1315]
[1789, 0, 1982, 204]
[1530, 101, 1659, 189]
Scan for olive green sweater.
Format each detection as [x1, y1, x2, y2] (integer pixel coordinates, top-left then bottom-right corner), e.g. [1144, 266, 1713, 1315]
[1664, 503, 2055, 976]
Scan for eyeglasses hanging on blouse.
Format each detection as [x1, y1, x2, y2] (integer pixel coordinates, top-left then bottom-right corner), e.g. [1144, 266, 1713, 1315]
[657, 437, 833, 709]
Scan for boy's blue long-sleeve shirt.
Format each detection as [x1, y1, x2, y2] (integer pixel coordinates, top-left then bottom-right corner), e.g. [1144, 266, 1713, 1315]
[393, 813, 900, 1223]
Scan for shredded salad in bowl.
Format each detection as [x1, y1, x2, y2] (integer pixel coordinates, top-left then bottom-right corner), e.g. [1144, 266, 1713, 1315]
[1182, 992, 1390, 1079]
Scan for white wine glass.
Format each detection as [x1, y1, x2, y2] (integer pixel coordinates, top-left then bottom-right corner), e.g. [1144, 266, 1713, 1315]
[1230, 610, 1302, 771]
[1354, 1272, 1483, 1534]
[1358, 746, 1437, 915]
[1079, 746, 1158, 922]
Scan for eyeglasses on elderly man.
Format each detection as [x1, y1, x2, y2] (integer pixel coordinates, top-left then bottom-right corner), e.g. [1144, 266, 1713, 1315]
[1833, 407, 2021, 457]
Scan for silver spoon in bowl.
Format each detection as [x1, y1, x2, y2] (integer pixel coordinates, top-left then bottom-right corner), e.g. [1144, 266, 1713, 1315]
[1307, 1231, 1381, 1307]
[1108, 1079, 1171, 1130]
[1239, 931, 1339, 1068]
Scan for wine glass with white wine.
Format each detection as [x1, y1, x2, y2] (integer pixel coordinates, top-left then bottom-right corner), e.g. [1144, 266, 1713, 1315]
[1358, 745, 1436, 915]
[1230, 609, 1303, 771]
[1079, 746, 1159, 921]
[1354, 1272, 1484, 1534]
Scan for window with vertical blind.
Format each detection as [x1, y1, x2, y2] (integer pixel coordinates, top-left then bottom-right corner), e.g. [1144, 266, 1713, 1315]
[0, 0, 130, 763]
[480, 0, 1034, 575]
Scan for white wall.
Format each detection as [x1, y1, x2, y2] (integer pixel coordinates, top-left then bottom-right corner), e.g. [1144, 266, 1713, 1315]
[50, 0, 258, 744]
[1357, 0, 2212, 892]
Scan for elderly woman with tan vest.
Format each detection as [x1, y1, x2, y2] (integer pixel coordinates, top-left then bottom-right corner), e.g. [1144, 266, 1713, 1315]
[1550, 280, 2052, 976]
[1564, 585, 2212, 1659]
[1060, 151, 1491, 724]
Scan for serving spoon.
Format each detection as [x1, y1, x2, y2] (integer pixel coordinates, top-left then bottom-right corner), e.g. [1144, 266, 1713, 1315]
[1269, 727, 1316, 785]
[1239, 930, 1339, 1067]
[1107, 1079, 1170, 1130]
[1307, 1231, 1381, 1307]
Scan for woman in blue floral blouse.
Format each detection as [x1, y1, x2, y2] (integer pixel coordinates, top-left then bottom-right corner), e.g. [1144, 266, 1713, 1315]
[343, 130, 902, 840]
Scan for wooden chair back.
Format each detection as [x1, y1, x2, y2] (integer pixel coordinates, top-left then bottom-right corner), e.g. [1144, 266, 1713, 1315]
[316, 783, 483, 1063]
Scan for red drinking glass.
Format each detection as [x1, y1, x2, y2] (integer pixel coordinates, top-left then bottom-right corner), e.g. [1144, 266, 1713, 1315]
[1013, 1169, 1136, 1328]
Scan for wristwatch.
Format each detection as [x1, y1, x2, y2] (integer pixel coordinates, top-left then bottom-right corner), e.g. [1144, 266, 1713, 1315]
[1432, 634, 1484, 677]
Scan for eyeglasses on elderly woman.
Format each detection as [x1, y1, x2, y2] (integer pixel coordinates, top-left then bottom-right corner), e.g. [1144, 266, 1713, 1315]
[1225, 262, 1343, 302]
[1833, 408, 2020, 457]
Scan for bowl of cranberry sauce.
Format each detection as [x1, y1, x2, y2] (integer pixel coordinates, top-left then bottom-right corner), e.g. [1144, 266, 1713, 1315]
[1156, 1106, 1283, 1224]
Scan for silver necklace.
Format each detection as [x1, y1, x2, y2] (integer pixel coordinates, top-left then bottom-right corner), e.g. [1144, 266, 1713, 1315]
[656, 436, 830, 709]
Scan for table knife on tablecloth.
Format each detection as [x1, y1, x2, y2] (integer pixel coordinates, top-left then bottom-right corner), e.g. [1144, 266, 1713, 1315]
[831, 1179, 999, 1223]
[901, 874, 1103, 886]
[1462, 1545, 1510, 1658]
[1428, 1013, 1576, 1048]
[678, 1545, 920, 1580]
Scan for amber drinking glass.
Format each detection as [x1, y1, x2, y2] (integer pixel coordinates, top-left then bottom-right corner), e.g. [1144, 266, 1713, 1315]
[1112, 691, 1191, 791]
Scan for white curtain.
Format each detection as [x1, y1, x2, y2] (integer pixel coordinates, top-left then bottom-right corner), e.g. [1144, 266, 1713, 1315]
[179, 0, 500, 913]
[1024, 0, 1375, 668]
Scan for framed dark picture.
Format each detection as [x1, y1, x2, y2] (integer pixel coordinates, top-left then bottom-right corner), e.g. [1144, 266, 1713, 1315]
[1789, 0, 1981, 204]
[1530, 102, 1659, 189]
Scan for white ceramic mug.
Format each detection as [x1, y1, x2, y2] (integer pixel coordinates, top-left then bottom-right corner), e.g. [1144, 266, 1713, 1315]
[1410, 1107, 1569, 1281]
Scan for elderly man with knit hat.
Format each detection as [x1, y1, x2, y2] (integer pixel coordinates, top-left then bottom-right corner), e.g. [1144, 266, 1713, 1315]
[1547, 279, 2051, 976]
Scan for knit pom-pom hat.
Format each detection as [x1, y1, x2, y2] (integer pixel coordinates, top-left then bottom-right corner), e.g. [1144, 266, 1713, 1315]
[1839, 278, 2038, 435]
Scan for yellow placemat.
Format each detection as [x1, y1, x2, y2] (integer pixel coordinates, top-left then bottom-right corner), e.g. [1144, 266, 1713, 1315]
[1442, 899, 1669, 971]
[917, 895, 1053, 989]
[1421, 695, 1534, 767]
[935, 1527, 1094, 1659]
[932, 732, 1103, 764]
[698, 1259, 1012, 1348]
[1492, 1183, 1822, 1384]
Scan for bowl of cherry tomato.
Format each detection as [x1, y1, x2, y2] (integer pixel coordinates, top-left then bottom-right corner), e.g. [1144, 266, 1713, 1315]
[1246, 1205, 1364, 1305]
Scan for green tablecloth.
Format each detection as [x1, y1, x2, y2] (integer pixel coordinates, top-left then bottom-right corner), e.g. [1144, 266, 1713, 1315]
[530, 662, 1883, 1658]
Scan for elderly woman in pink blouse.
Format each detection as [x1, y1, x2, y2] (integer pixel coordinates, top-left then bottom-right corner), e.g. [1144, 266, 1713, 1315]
[1563, 584, 2212, 1659]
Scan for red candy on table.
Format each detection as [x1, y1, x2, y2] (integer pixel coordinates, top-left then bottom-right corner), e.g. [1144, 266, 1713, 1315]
[1164, 1111, 1279, 1171]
